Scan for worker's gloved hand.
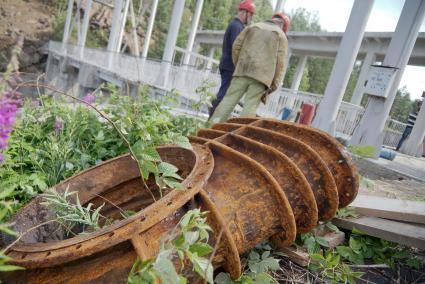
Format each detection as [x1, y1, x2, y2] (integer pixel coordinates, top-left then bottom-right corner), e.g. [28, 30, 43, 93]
[261, 88, 273, 104]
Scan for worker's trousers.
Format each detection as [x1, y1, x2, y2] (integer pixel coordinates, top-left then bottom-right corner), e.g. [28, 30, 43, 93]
[209, 76, 266, 124]
[209, 68, 233, 117]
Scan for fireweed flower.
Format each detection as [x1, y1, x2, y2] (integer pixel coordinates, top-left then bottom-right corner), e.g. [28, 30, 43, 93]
[0, 90, 22, 163]
[54, 117, 63, 134]
[82, 94, 96, 104]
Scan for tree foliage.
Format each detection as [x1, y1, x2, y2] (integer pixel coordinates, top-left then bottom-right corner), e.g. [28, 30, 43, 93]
[282, 8, 335, 95]
[390, 87, 414, 122]
[147, 0, 273, 58]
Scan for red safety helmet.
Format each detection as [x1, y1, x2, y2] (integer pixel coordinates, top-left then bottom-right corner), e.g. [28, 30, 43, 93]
[239, 0, 256, 14]
[272, 12, 290, 34]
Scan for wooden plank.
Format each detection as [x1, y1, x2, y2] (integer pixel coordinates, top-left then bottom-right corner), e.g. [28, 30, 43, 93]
[333, 216, 425, 249]
[351, 195, 425, 224]
[315, 230, 345, 248]
[278, 246, 310, 267]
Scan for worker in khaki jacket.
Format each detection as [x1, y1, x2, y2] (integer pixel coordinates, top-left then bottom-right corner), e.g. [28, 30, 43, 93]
[209, 13, 290, 123]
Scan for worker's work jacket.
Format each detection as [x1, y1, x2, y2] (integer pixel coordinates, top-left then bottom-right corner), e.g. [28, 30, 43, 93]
[219, 17, 245, 72]
[232, 21, 288, 94]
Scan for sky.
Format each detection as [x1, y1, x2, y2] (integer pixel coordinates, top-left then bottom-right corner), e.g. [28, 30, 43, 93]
[272, 0, 425, 100]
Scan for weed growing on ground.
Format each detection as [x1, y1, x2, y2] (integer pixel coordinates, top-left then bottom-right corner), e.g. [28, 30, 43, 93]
[336, 228, 422, 269]
[0, 188, 23, 272]
[335, 207, 359, 218]
[309, 250, 364, 284]
[215, 243, 280, 284]
[295, 223, 423, 283]
[347, 145, 376, 158]
[0, 82, 206, 213]
[128, 209, 214, 284]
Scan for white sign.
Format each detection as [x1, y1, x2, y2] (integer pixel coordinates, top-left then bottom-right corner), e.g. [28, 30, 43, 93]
[365, 65, 398, 98]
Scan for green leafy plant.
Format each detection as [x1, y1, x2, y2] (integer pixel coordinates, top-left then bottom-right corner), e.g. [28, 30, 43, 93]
[215, 243, 280, 284]
[335, 207, 359, 219]
[297, 232, 329, 254]
[309, 250, 364, 284]
[128, 209, 214, 284]
[0, 82, 198, 207]
[193, 80, 216, 114]
[347, 145, 376, 158]
[0, 187, 23, 272]
[336, 228, 422, 269]
[360, 176, 375, 190]
[41, 187, 109, 234]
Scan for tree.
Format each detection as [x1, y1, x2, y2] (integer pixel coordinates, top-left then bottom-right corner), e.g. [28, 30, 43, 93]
[283, 8, 332, 93]
[390, 87, 413, 122]
[288, 8, 321, 32]
[342, 62, 361, 102]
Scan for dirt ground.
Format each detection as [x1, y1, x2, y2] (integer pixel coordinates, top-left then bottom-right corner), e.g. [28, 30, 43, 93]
[360, 178, 425, 202]
[0, 0, 53, 48]
[355, 153, 425, 202]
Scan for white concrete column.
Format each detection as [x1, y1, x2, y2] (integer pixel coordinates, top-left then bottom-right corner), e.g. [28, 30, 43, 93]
[117, 0, 131, 50]
[401, 104, 425, 157]
[107, 0, 125, 52]
[312, 0, 374, 134]
[281, 49, 292, 87]
[350, 0, 425, 157]
[142, 0, 159, 58]
[350, 52, 376, 105]
[76, 0, 82, 43]
[189, 41, 201, 67]
[78, 0, 93, 57]
[129, 0, 140, 56]
[183, 0, 204, 65]
[157, 0, 186, 87]
[206, 47, 215, 71]
[275, 0, 285, 13]
[290, 55, 307, 91]
[62, 0, 75, 49]
[162, 0, 186, 63]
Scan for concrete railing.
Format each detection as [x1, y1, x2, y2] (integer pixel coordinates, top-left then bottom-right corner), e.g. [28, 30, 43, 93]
[257, 89, 404, 148]
[173, 47, 220, 72]
[383, 119, 407, 149]
[49, 41, 221, 102]
[257, 88, 365, 137]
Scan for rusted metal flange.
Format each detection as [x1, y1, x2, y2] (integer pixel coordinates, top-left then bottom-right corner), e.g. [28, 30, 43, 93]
[2, 145, 220, 282]
[203, 140, 297, 249]
[207, 123, 339, 221]
[227, 117, 359, 207]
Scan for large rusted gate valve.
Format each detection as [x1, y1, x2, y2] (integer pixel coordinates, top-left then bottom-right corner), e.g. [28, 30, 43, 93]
[1, 118, 358, 283]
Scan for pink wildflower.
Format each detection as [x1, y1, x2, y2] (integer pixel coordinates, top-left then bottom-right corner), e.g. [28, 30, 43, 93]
[0, 90, 22, 162]
[54, 118, 63, 134]
[82, 94, 96, 104]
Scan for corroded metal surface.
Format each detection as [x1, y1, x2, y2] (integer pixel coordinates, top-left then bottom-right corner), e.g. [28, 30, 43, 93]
[1, 118, 358, 283]
[227, 117, 359, 207]
[210, 123, 339, 221]
[214, 133, 318, 233]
